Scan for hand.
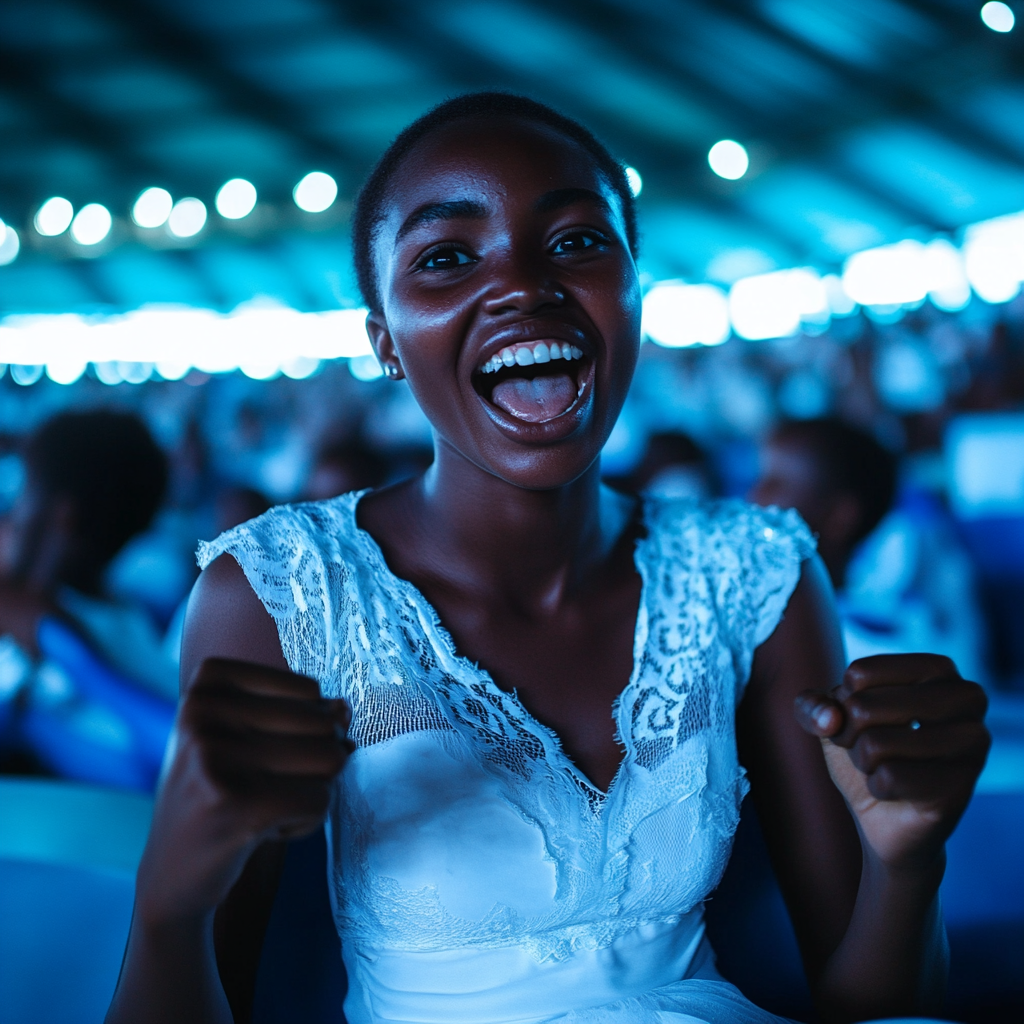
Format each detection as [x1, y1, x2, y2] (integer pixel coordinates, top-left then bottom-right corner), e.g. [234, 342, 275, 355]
[795, 654, 989, 870]
[136, 658, 353, 927]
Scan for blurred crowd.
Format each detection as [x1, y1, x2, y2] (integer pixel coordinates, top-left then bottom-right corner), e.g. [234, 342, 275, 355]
[0, 292, 1022, 793]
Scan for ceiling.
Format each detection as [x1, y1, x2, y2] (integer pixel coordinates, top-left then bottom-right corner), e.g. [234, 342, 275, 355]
[0, 0, 1022, 313]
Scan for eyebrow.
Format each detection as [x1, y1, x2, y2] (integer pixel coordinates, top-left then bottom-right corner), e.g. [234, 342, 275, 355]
[397, 199, 488, 239]
[534, 187, 612, 214]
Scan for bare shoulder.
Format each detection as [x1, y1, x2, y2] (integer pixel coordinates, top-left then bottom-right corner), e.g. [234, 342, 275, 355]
[750, 553, 844, 697]
[180, 553, 288, 694]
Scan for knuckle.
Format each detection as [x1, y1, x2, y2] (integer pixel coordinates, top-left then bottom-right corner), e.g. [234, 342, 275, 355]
[845, 693, 872, 724]
[857, 731, 883, 761]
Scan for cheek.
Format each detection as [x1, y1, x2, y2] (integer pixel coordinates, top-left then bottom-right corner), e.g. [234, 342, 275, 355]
[591, 268, 642, 390]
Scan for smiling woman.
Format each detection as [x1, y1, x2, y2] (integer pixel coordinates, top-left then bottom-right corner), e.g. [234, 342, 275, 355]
[106, 94, 989, 1024]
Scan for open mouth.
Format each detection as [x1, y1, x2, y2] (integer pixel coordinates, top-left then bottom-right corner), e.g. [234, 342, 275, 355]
[473, 341, 590, 424]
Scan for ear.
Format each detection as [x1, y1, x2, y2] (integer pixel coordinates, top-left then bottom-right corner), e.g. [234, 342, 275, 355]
[365, 311, 404, 381]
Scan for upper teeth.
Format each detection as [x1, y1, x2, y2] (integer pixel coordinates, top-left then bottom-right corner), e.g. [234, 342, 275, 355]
[480, 342, 584, 374]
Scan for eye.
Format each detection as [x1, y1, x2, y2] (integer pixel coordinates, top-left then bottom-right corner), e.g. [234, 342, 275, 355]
[551, 231, 605, 255]
[420, 246, 475, 270]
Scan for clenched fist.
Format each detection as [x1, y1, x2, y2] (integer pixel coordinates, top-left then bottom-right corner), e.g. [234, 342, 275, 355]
[796, 654, 990, 869]
[136, 658, 353, 927]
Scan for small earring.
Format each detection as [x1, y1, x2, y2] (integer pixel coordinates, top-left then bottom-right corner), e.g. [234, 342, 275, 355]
[384, 364, 400, 379]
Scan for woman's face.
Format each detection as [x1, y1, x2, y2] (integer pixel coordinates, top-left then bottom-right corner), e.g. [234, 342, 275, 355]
[367, 117, 642, 490]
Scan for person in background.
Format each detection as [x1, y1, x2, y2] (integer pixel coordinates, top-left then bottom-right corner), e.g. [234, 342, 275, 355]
[304, 437, 388, 501]
[750, 418, 986, 681]
[0, 410, 176, 789]
[611, 430, 717, 500]
[214, 486, 272, 537]
[163, 485, 274, 669]
[750, 418, 894, 591]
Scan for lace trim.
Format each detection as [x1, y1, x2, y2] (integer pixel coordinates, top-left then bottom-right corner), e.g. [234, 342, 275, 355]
[200, 492, 815, 956]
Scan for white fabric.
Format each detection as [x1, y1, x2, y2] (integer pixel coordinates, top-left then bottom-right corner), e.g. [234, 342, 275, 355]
[199, 493, 815, 1024]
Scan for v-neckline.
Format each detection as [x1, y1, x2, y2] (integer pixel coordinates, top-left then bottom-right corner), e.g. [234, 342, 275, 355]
[344, 489, 653, 805]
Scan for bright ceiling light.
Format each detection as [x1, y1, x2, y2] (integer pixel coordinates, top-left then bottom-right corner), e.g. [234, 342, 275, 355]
[822, 274, 857, 316]
[349, 354, 384, 381]
[0, 225, 19, 266]
[729, 268, 828, 340]
[842, 241, 930, 306]
[34, 196, 74, 236]
[132, 187, 173, 228]
[70, 203, 112, 245]
[924, 239, 971, 311]
[642, 282, 730, 347]
[168, 198, 207, 238]
[215, 178, 257, 220]
[293, 171, 338, 213]
[708, 140, 749, 180]
[962, 211, 1024, 304]
[981, 2, 1015, 32]
[624, 166, 643, 197]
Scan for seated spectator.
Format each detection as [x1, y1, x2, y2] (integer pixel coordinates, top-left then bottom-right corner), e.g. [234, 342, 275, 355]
[609, 430, 717, 500]
[0, 411, 175, 789]
[750, 418, 986, 680]
[305, 437, 388, 500]
[162, 485, 273, 669]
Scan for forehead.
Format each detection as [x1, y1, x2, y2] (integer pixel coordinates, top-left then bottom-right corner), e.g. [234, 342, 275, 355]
[380, 117, 619, 230]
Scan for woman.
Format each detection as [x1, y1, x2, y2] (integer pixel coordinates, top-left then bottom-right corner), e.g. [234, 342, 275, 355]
[107, 94, 989, 1024]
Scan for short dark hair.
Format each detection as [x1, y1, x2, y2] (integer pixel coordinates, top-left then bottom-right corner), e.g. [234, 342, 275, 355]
[26, 410, 168, 566]
[352, 92, 639, 313]
[773, 417, 897, 543]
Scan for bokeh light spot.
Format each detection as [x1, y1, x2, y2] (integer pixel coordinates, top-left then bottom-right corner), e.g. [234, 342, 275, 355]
[34, 197, 74, 236]
[708, 140, 749, 180]
[70, 203, 113, 246]
[215, 178, 257, 220]
[168, 198, 207, 238]
[981, 2, 1015, 32]
[132, 187, 173, 229]
[294, 171, 338, 213]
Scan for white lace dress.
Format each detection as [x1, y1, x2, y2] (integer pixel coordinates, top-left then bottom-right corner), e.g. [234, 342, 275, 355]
[199, 492, 815, 1024]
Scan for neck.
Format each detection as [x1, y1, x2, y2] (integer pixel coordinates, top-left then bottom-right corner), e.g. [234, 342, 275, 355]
[378, 440, 632, 614]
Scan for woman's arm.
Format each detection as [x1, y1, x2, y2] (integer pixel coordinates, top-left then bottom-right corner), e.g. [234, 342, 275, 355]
[739, 555, 988, 1023]
[106, 554, 352, 1024]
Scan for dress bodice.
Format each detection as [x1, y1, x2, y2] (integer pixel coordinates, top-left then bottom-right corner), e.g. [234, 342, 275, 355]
[200, 493, 814, 1024]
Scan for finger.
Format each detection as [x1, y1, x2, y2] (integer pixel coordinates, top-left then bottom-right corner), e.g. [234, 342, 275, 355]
[833, 679, 988, 745]
[848, 721, 991, 775]
[794, 691, 845, 737]
[186, 689, 351, 738]
[202, 732, 351, 780]
[866, 758, 984, 804]
[840, 654, 961, 696]
[194, 657, 322, 700]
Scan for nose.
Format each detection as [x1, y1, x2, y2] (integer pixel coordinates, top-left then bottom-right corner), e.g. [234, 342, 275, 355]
[482, 252, 566, 317]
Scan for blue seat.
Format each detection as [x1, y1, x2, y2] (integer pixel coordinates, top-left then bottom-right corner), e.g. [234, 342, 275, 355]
[706, 793, 1024, 1024]
[0, 778, 153, 1024]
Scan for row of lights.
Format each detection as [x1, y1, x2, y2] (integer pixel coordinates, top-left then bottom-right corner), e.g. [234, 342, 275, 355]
[0, 152, 720, 266]
[0, 209, 1019, 386]
[642, 208, 1024, 348]
[26, 171, 340, 248]
[0, 305, 372, 386]
[0, 0, 1012, 264]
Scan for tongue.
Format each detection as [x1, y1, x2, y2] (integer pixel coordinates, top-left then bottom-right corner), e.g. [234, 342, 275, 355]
[492, 373, 577, 423]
